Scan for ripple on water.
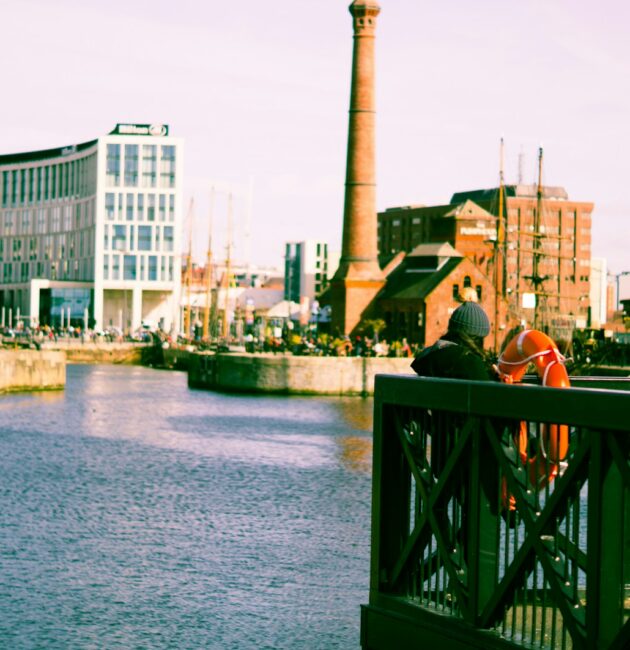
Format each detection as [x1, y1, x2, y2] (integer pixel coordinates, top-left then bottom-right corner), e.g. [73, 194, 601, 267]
[0, 365, 373, 649]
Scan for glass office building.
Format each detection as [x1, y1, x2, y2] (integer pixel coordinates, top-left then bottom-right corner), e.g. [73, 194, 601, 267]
[0, 124, 183, 332]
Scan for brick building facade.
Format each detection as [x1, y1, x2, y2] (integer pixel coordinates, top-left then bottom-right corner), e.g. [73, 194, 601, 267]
[378, 185, 594, 332]
[376, 243, 503, 348]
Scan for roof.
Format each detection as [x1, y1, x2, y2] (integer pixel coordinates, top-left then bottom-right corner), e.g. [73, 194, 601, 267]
[451, 184, 569, 203]
[0, 139, 98, 165]
[442, 199, 495, 220]
[381, 199, 492, 221]
[407, 242, 462, 258]
[378, 256, 463, 301]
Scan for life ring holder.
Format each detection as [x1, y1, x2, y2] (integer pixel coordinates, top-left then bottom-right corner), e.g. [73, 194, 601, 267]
[497, 329, 571, 510]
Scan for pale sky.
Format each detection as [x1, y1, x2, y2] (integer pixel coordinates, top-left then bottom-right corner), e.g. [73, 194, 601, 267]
[1, 0, 629, 287]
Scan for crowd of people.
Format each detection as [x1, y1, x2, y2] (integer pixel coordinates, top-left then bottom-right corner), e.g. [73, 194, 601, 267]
[244, 331, 418, 357]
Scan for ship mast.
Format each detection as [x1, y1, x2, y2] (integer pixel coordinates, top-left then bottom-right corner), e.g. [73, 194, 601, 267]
[222, 193, 233, 341]
[202, 188, 214, 341]
[493, 137, 506, 351]
[531, 146, 546, 330]
[183, 198, 194, 339]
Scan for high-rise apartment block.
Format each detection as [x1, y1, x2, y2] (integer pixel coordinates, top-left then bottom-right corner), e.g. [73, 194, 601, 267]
[284, 240, 333, 303]
[0, 123, 183, 332]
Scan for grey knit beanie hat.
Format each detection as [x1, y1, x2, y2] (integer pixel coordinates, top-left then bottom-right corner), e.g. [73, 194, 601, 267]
[448, 301, 490, 338]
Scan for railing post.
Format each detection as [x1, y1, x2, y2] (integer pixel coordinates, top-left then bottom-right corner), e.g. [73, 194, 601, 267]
[370, 401, 410, 596]
[467, 419, 499, 624]
[586, 431, 627, 648]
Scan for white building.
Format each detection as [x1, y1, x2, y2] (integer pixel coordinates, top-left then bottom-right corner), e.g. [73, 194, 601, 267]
[284, 240, 336, 304]
[0, 123, 183, 332]
[589, 257, 607, 328]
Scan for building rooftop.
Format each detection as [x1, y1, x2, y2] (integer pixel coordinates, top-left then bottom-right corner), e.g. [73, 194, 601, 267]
[451, 184, 569, 203]
[379, 256, 463, 301]
[0, 139, 97, 165]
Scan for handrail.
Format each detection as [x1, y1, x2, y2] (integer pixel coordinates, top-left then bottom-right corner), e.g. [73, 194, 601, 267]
[362, 375, 630, 650]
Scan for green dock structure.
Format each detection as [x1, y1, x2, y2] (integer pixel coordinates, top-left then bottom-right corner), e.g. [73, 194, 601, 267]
[362, 375, 630, 649]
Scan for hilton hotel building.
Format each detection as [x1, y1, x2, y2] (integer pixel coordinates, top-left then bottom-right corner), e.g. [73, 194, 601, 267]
[0, 123, 183, 332]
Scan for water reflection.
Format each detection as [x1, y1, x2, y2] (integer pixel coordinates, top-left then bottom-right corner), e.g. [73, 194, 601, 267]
[331, 396, 373, 431]
[337, 435, 372, 473]
[0, 364, 374, 649]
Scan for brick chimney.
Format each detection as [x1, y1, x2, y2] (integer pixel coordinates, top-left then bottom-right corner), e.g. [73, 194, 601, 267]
[330, 0, 385, 335]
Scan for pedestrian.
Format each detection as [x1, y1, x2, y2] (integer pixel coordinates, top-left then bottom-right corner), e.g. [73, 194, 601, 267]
[411, 300, 497, 380]
[409, 300, 507, 568]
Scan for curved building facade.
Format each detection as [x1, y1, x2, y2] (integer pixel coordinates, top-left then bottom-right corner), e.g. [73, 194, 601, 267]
[0, 123, 183, 333]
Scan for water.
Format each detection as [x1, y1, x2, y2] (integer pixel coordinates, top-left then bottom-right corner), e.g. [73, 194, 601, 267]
[0, 365, 374, 649]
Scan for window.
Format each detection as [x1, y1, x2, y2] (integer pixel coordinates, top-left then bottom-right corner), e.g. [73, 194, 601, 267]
[138, 225, 152, 251]
[452, 284, 459, 299]
[103, 254, 109, 280]
[137, 194, 144, 221]
[104, 224, 109, 250]
[148, 255, 157, 281]
[163, 226, 174, 252]
[142, 145, 157, 187]
[112, 255, 120, 280]
[113, 225, 126, 251]
[159, 194, 166, 221]
[147, 194, 155, 221]
[124, 144, 138, 186]
[1, 171, 8, 207]
[106, 144, 121, 185]
[123, 255, 136, 280]
[475, 285, 482, 301]
[160, 145, 176, 188]
[168, 194, 175, 221]
[126, 193, 134, 221]
[463, 275, 472, 288]
[105, 193, 115, 220]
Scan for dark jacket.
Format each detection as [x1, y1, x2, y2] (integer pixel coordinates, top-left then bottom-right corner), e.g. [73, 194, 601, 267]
[411, 339, 496, 381]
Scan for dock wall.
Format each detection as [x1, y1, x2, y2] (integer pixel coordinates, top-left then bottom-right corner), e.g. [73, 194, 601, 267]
[40, 342, 146, 365]
[188, 352, 414, 396]
[0, 350, 66, 394]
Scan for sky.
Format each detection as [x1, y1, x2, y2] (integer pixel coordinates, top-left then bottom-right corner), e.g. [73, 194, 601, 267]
[1, 0, 629, 286]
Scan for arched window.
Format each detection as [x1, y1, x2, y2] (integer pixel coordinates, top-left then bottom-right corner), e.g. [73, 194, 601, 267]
[452, 284, 459, 300]
[476, 285, 482, 301]
[463, 275, 472, 288]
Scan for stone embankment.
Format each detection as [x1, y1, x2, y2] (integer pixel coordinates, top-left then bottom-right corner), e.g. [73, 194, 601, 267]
[40, 341, 147, 365]
[0, 349, 66, 394]
[188, 351, 414, 396]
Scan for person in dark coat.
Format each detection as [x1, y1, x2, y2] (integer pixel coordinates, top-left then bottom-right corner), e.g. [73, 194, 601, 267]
[411, 300, 497, 380]
[409, 300, 509, 563]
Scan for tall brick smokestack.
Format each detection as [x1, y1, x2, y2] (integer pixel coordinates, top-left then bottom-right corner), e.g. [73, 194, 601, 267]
[330, 0, 385, 336]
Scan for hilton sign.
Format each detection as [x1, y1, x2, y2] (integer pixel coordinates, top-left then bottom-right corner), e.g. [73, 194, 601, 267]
[109, 123, 169, 137]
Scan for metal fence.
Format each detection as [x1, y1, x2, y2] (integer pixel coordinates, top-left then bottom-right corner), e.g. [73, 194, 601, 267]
[361, 375, 630, 650]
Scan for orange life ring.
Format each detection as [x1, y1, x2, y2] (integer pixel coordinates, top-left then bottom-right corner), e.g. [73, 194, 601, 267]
[497, 329, 570, 510]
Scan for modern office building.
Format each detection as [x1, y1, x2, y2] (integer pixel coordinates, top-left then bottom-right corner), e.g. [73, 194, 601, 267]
[284, 240, 334, 304]
[0, 123, 183, 332]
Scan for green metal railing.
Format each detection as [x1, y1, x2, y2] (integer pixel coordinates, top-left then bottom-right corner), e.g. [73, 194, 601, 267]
[361, 375, 630, 650]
